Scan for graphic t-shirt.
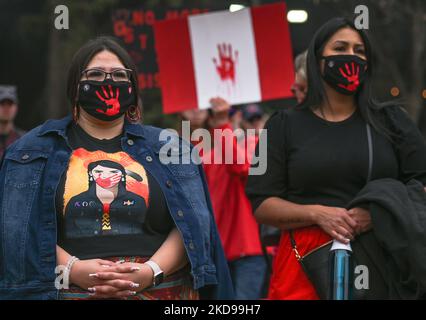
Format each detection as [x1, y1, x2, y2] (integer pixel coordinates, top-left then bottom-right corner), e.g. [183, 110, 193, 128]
[56, 123, 174, 259]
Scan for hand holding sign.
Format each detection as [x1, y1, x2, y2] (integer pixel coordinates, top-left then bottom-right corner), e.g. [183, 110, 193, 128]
[208, 97, 231, 128]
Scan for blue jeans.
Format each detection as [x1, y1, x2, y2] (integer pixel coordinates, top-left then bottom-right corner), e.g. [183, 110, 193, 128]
[228, 255, 267, 300]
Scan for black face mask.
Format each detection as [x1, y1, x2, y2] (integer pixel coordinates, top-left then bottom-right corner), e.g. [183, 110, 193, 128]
[78, 79, 135, 121]
[321, 55, 367, 95]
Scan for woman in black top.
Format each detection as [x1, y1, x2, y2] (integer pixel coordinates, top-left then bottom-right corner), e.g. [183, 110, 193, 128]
[246, 17, 426, 299]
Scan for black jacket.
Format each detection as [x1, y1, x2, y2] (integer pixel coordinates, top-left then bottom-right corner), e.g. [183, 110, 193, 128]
[349, 178, 426, 299]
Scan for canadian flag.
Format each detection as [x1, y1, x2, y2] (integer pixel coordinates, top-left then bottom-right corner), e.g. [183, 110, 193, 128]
[154, 2, 294, 114]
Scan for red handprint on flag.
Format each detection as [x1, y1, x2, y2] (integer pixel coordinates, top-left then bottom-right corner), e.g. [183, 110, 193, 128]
[213, 43, 238, 83]
[338, 62, 360, 92]
[96, 85, 121, 116]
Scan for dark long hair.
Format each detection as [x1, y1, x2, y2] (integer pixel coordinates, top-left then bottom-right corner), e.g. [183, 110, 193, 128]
[67, 36, 142, 122]
[298, 17, 395, 140]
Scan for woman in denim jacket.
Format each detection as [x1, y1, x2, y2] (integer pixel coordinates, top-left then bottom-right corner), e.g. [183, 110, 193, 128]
[0, 37, 233, 300]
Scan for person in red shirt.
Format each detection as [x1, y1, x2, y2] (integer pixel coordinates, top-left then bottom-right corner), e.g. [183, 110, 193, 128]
[180, 98, 267, 299]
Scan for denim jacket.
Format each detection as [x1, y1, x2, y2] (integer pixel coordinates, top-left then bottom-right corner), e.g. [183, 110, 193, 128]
[0, 116, 234, 300]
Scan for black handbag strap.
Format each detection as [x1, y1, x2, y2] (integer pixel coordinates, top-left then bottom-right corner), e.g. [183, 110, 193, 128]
[290, 122, 373, 257]
[289, 229, 301, 260]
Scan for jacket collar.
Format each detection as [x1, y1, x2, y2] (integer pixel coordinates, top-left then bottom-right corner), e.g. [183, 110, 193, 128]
[37, 115, 145, 139]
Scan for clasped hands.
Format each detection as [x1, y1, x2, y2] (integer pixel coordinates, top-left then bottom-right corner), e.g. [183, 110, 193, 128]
[312, 205, 372, 244]
[69, 259, 154, 299]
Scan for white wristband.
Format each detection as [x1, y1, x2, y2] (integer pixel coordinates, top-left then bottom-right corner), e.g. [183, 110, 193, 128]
[64, 256, 79, 289]
[144, 260, 162, 275]
[144, 260, 164, 287]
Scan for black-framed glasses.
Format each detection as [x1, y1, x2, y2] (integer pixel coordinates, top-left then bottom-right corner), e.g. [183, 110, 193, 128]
[81, 68, 132, 82]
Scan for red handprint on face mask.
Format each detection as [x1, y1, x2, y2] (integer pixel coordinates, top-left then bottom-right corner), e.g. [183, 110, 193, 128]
[338, 62, 360, 92]
[95, 173, 122, 189]
[95, 85, 121, 116]
[212, 43, 238, 83]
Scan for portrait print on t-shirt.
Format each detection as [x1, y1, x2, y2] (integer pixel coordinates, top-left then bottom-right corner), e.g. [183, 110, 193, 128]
[62, 148, 150, 238]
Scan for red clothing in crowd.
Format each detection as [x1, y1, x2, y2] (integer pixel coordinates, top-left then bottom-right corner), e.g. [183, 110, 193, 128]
[197, 123, 263, 261]
[268, 226, 331, 300]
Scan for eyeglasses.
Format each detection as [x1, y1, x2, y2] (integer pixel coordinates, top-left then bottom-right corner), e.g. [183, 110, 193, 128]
[81, 68, 132, 82]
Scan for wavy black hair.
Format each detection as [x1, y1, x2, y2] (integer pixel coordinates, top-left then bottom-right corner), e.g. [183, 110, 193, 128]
[297, 17, 396, 140]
